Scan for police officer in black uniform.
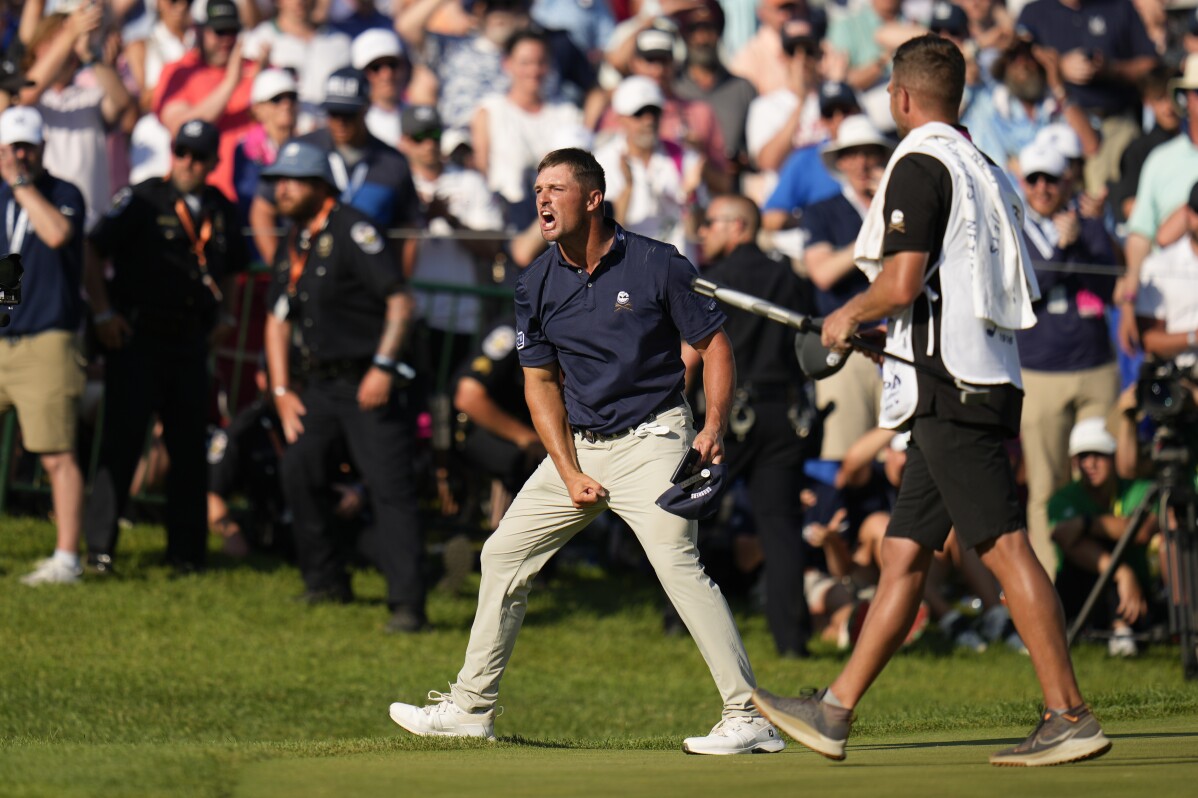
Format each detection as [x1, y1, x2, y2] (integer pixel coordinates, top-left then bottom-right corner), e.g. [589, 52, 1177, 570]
[83, 119, 247, 574]
[262, 140, 426, 633]
[452, 318, 543, 496]
[697, 193, 818, 657]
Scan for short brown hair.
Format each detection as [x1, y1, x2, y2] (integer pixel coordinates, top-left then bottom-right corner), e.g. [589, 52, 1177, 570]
[537, 147, 606, 198]
[892, 34, 965, 116]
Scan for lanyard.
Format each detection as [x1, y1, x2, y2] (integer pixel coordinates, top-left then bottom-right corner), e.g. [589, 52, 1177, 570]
[287, 196, 337, 295]
[174, 198, 223, 303]
[5, 199, 29, 255]
[328, 152, 369, 204]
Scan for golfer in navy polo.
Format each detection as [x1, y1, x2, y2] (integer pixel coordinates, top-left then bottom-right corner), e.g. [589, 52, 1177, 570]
[390, 148, 784, 755]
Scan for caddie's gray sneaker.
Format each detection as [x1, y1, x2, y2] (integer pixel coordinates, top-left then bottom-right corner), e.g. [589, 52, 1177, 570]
[389, 690, 495, 740]
[681, 716, 785, 755]
[990, 706, 1111, 767]
[752, 687, 854, 760]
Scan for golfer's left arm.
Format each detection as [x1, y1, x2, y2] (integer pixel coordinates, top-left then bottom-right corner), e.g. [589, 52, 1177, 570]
[691, 328, 735, 465]
[821, 251, 928, 353]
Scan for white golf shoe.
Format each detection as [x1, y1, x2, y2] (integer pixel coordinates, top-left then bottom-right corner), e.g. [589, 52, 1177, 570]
[389, 690, 496, 740]
[682, 716, 786, 755]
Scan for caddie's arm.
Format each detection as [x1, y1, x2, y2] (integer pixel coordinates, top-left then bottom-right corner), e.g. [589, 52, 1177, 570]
[690, 328, 734, 465]
[821, 250, 928, 353]
[524, 363, 606, 508]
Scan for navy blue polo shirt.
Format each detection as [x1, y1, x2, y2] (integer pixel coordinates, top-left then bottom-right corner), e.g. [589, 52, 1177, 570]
[0, 173, 85, 337]
[1015, 0, 1155, 115]
[515, 224, 725, 434]
[800, 192, 870, 317]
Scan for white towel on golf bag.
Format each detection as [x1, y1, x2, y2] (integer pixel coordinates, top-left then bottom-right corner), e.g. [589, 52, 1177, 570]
[854, 121, 1040, 330]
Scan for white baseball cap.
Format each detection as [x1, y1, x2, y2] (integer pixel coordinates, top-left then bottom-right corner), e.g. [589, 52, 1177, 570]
[1018, 142, 1066, 179]
[352, 28, 403, 71]
[612, 76, 665, 117]
[1068, 417, 1117, 457]
[1035, 123, 1082, 161]
[0, 106, 43, 146]
[251, 68, 299, 104]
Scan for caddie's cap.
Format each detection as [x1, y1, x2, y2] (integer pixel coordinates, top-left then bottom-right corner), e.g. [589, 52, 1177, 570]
[262, 140, 337, 187]
[174, 118, 220, 160]
[655, 464, 728, 520]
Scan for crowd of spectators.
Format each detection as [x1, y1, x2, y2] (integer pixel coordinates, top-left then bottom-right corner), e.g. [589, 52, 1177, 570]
[1, 0, 1196, 653]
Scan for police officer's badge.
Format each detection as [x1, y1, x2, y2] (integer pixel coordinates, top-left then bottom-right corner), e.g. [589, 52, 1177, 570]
[350, 221, 384, 254]
[482, 325, 516, 360]
[316, 233, 333, 257]
[108, 187, 132, 218]
[471, 355, 493, 376]
[614, 290, 633, 312]
[207, 429, 228, 465]
[887, 209, 906, 234]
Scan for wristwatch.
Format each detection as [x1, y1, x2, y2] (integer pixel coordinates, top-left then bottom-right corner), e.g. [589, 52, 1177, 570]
[11, 176, 30, 189]
[272, 385, 291, 398]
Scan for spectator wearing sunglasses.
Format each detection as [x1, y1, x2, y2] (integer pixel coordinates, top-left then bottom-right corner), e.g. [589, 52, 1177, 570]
[1015, 142, 1119, 577]
[352, 28, 410, 150]
[154, 0, 257, 202]
[236, 69, 299, 263]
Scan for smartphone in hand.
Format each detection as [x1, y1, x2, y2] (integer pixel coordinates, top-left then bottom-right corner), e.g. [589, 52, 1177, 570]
[669, 448, 702, 484]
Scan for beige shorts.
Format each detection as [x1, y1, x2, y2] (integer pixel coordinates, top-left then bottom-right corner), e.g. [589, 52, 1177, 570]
[815, 351, 882, 460]
[0, 330, 85, 453]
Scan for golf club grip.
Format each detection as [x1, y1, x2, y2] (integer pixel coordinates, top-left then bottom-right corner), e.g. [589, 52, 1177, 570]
[691, 277, 816, 333]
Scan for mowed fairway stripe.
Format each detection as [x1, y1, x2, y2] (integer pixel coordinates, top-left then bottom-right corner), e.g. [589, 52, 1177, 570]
[233, 716, 1198, 798]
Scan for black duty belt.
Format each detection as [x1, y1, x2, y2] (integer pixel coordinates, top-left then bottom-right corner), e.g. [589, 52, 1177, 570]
[302, 357, 371, 382]
[130, 311, 208, 339]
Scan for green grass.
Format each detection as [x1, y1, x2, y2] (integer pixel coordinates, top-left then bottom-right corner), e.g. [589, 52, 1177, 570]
[2, 515, 1196, 797]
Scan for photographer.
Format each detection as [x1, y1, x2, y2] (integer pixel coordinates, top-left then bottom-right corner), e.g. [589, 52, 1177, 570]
[0, 107, 88, 586]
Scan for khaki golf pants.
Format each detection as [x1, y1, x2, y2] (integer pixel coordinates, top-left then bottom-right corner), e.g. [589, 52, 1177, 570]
[451, 404, 758, 718]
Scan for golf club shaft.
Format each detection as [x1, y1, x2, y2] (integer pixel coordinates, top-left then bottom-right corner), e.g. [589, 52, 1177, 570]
[692, 276, 817, 334]
[691, 275, 956, 384]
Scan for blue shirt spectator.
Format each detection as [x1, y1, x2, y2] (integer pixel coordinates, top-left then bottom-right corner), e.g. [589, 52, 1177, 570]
[763, 145, 841, 221]
[1015, 0, 1156, 115]
[800, 192, 871, 317]
[0, 173, 84, 336]
[516, 224, 724, 434]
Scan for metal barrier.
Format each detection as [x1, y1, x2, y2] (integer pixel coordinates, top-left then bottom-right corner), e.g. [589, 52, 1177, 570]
[0, 273, 515, 523]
